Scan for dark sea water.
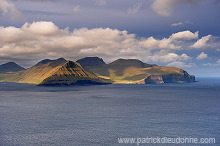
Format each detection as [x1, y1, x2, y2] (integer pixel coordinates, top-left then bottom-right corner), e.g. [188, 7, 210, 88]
[0, 77, 219, 146]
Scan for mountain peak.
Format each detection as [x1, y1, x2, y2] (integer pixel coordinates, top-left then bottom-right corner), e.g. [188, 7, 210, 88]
[57, 57, 66, 61]
[4, 62, 17, 65]
[0, 62, 25, 73]
[109, 58, 153, 68]
[76, 57, 106, 67]
[39, 60, 110, 86]
[62, 60, 79, 68]
[34, 58, 67, 67]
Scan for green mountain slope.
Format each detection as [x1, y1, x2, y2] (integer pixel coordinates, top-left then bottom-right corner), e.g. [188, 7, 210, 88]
[1, 57, 195, 85]
[3, 58, 111, 85]
[3, 58, 67, 84]
[76, 58, 195, 84]
[40, 61, 111, 86]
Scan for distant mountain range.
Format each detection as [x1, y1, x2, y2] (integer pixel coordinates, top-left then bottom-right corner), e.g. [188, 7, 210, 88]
[0, 57, 195, 86]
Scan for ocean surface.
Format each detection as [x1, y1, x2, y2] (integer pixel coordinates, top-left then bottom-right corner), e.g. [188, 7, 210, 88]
[0, 77, 219, 146]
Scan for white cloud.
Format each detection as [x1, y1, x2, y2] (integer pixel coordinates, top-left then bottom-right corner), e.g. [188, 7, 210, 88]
[170, 30, 198, 40]
[203, 59, 220, 66]
[140, 30, 198, 50]
[191, 35, 214, 48]
[167, 61, 197, 68]
[149, 53, 190, 63]
[22, 21, 59, 35]
[72, 5, 80, 13]
[196, 52, 207, 60]
[151, 0, 198, 16]
[128, 2, 141, 14]
[140, 37, 180, 50]
[0, 22, 141, 64]
[171, 21, 192, 27]
[0, 26, 24, 43]
[0, 0, 23, 19]
[0, 21, 214, 67]
[171, 22, 184, 27]
[95, 0, 106, 6]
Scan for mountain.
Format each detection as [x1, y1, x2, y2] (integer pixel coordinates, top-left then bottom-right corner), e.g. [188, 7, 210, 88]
[77, 58, 195, 84]
[34, 58, 66, 67]
[76, 57, 106, 67]
[3, 58, 111, 85]
[108, 59, 154, 68]
[3, 58, 67, 84]
[144, 68, 195, 84]
[39, 61, 110, 86]
[0, 62, 25, 74]
[1, 57, 195, 85]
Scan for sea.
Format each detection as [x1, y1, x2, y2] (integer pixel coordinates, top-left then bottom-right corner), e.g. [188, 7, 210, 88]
[0, 77, 219, 146]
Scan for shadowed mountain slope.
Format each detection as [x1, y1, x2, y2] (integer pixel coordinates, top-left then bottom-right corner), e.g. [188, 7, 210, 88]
[0, 62, 25, 74]
[33, 58, 66, 67]
[76, 57, 106, 67]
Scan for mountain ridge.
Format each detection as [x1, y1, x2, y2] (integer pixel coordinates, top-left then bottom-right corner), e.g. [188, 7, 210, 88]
[75, 57, 195, 84]
[76, 57, 106, 67]
[2, 59, 111, 85]
[0, 57, 195, 85]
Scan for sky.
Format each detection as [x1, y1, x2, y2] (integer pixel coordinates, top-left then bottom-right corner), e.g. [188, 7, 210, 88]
[0, 0, 220, 77]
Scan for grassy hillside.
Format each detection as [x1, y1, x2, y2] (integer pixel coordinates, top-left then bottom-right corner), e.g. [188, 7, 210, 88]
[80, 59, 193, 84]
[3, 58, 67, 84]
[39, 61, 111, 85]
[1, 57, 194, 85]
[2, 58, 111, 85]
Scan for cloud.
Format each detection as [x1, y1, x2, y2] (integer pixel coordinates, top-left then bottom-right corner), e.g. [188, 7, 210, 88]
[0, 0, 23, 19]
[0, 26, 24, 43]
[190, 35, 214, 48]
[203, 59, 220, 66]
[149, 53, 190, 63]
[72, 5, 80, 13]
[171, 22, 184, 27]
[22, 21, 59, 35]
[0, 21, 214, 67]
[95, 0, 106, 6]
[171, 21, 192, 27]
[0, 21, 141, 65]
[167, 61, 197, 68]
[140, 37, 180, 50]
[140, 30, 198, 50]
[128, 2, 141, 14]
[151, 0, 198, 16]
[196, 52, 207, 60]
[170, 30, 198, 40]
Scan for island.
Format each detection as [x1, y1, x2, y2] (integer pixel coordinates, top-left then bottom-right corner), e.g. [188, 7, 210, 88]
[0, 57, 195, 86]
